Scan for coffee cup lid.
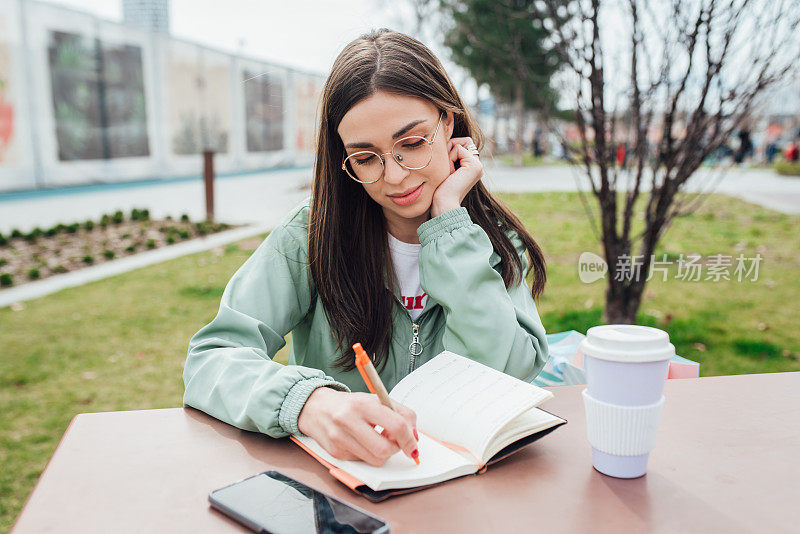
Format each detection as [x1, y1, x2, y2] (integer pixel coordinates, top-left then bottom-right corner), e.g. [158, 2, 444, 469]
[579, 324, 675, 363]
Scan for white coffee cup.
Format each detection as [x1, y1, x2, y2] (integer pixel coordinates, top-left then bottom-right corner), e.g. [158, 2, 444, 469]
[579, 324, 674, 478]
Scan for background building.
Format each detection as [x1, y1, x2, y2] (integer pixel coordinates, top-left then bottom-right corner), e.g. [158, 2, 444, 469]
[0, 0, 324, 193]
[122, 0, 170, 34]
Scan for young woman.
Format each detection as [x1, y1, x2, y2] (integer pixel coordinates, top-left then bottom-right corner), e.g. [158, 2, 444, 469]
[183, 29, 549, 468]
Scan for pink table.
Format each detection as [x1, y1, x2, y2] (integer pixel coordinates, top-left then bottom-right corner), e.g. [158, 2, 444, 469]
[12, 372, 800, 533]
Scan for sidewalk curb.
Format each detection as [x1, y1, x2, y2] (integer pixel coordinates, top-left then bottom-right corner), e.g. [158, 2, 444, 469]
[0, 223, 272, 308]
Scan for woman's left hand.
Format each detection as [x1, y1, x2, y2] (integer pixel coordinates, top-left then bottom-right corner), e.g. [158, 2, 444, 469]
[430, 137, 483, 218]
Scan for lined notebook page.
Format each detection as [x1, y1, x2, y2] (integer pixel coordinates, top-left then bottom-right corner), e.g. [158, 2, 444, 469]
[293, 433, 477, 491]
[389, 351, 553, 460]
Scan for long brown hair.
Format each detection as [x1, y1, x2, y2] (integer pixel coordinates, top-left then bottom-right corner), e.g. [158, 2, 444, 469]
[309, 29, 546, 372]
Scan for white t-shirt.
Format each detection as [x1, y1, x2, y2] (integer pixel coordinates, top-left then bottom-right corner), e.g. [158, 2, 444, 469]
[387, 232, 428, 320]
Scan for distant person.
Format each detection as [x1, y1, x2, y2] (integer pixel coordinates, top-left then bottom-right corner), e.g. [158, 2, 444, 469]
[182, 29, 549, 468]
[765, 142, 779, 164]
[734, 130, 752, 164]
[786, 141, 799, 162]
[533, 137, 543, 157]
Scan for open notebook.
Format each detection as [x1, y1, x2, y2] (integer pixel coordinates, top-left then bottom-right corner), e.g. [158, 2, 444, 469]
[291, 351, 567, 501]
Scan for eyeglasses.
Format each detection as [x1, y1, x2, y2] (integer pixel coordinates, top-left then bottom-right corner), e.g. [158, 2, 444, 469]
[341, 113, 443, 184]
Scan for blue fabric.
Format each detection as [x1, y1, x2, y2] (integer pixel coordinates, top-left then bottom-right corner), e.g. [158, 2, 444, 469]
[532, 330, 699, 387]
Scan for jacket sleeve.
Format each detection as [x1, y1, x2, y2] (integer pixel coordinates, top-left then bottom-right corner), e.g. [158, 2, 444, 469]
[416, 207, 549, 382]
[182, 223, 350, 438]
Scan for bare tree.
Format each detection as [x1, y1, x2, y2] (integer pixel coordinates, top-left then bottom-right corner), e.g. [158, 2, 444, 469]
[542, 0, 800, 323]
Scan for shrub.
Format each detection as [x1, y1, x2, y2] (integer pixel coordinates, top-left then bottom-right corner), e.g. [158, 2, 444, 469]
[10, 229, 23, 238]
[125, 244, 136, 252]
[131, 207, 150, 221]
[100, 215, 111, 227]
[166, 235, 175, 244]
[146, 239, 156, 249]
[179, 230, 190, 239]
[194, 222, 208, 236]
[66, 223, 80, 234]
[774, 160, 800, 176]
[24, 228, 41, 242]
[0, 233, 6, 246]
[180, 213, 190, 222]
[0, 258, 6, 267]
[0, 273, 12, 286]
[103, 250, 115, 259]
[83, 220, 95, 231]
[112, 210, 124, 224]
[82, 255, 94, 264]
[28, 268, 40, 280]
[52, 265, 67, 274]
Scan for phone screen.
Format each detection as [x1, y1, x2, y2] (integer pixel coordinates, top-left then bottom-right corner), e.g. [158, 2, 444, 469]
[209, 471, 390, 533]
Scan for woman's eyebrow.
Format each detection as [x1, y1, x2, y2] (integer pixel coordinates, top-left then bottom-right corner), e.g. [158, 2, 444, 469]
[344, 119, 428, 149]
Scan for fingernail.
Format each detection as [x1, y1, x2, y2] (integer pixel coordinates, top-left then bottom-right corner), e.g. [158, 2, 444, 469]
[413, 428, 419, 441]
[411, 449, 419, 464]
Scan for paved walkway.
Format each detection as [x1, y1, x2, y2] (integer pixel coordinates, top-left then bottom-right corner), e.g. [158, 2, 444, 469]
[1, 163, 797, 306]
[0, 167, 314, 234]
[2, 164, 798, 236]
[481, 164, 800, 214]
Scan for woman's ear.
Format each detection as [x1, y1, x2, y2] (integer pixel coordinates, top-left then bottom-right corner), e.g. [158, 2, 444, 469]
[445, 110, 455, 140]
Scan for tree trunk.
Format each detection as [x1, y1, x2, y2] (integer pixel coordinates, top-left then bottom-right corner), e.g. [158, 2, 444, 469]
[602, 277, 644, 324]
[489, 98, 500, 159]
[513, 81, 524, 166]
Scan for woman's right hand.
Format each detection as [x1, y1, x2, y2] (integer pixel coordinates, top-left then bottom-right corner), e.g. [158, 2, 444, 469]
[297, 387, 419, 467]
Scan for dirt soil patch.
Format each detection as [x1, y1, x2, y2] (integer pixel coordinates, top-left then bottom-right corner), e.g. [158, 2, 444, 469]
[0, 209, 235, 289]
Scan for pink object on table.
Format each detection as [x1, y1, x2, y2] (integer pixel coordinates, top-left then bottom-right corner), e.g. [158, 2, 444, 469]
[668, 355, 701, 379]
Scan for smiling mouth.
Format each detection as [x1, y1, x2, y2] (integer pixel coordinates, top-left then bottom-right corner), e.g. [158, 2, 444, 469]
[389, 184, 423, 197]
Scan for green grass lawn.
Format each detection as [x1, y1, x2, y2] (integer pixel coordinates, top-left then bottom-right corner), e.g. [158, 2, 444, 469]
[1, 192, 798, 529]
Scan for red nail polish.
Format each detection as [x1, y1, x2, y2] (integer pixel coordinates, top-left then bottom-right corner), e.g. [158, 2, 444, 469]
[413, 428, 419, 441]
[411, 449, 419, 459]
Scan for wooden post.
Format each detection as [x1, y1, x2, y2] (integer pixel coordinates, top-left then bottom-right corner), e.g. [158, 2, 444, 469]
[203, 150, 215, 221]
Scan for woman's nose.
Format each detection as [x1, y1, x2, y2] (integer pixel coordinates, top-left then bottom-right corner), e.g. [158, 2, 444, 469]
[383, 155, 410, 184]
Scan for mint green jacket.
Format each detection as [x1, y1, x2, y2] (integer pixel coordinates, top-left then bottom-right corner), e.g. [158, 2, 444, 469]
[182, 197, 549, 438]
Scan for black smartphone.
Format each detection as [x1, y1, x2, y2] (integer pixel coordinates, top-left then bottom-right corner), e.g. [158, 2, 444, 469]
[208, 470, 390, 534]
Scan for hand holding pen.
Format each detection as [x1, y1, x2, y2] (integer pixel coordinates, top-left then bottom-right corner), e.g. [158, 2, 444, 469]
[296, 345, 419, 467]
[354, 343, 420, 465]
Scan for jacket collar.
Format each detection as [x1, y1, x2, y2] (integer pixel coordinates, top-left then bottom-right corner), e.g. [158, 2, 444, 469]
[382, 247, 503, 320]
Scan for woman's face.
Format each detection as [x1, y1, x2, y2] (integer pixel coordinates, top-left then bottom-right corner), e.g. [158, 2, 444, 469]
[337, 91, 454, 232]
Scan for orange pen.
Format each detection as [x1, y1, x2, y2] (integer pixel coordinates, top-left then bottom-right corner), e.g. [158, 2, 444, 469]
[353, 343, 419, 465]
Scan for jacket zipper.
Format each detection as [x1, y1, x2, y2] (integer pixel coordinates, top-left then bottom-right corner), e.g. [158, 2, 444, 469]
[409, 322, 422, 373]
[391, 292, 424, 374]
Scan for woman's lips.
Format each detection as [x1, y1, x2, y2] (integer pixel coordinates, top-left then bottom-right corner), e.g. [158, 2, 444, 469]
[389, 184, 423, 206]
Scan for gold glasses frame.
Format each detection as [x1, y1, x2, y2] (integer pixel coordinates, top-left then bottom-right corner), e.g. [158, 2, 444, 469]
[341, 113, 444, 184]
